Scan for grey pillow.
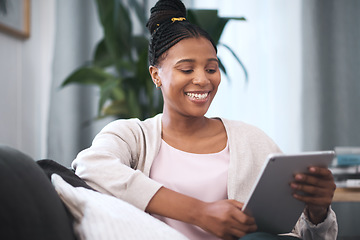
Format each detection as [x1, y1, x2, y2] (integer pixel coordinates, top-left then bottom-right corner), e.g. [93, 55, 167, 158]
[37, 159, 93, 190]
[0, 145, 76, 240]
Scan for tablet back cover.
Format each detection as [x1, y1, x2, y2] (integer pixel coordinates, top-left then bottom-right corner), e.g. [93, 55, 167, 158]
[242, 151, 334, 234]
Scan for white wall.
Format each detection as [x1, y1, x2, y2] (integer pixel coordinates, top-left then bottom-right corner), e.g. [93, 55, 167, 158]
[194, 0, 303, 153]
[0, 0, 55, 159]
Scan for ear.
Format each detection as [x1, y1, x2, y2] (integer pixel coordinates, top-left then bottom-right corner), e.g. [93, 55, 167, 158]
[149, 66, 162, 87]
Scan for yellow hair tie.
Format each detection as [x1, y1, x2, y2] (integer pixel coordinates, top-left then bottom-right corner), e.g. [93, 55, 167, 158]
[171, 17, 186, 23]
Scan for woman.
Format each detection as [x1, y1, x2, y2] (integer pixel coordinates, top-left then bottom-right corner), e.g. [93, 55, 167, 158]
[72, 0, 337, 239]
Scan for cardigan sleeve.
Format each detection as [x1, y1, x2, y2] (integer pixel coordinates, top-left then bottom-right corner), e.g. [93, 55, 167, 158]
[292, 206, 338, 240]
[71, 118, 163, 211]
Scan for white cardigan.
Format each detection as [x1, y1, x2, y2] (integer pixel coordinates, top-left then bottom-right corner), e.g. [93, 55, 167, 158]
[72, 114, 337, 239]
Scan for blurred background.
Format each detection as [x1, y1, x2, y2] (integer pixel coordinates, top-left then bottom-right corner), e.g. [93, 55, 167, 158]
[1, 0, 359, 165]
[0, 0, 360, 238]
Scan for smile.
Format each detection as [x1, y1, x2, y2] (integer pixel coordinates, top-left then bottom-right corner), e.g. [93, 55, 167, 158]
[185, 92, 209, 100]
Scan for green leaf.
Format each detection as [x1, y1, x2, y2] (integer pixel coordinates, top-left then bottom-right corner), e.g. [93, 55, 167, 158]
[218, 58, 228, 76]
[95, 0, 114, 26]
[116, 59, 135, 75]
[98, 78, 120, 116]
[219, 43, 248, 82]
[114, 3, 132, 55]
[187, 10, 226, 46]
[112, 84, 126, 102]
[128, 0, 148, 32]
[97, 0, 133, 73]
[188, 9, 245, 46]
[93, 38, 113, 68]
[102, 100, 128, 117]
[135, 49, 150, 85]
[133, 36, 149, 55]
[127, 89, 141, 118]
[62, 67, 114, 87]
[223, 16, 246, 21]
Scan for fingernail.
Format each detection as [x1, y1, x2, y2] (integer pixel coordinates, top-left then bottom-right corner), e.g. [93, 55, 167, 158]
[295, 174, 303, 180]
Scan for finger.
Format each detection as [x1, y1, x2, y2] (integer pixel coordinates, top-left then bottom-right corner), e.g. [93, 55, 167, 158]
[228, 199, 244, 210]
[228, 224, 257, 238]
[294, 173, 336, 189]
[291, 182, 334, 198]
[227, 200, 255, 224]
[226, 200, 256, 226]
[294, 174, 325, 188]
[231, 210, 256, 226]
[294, 167, 333, 183]
[211, 217, 255, 240]
[308, 166, 334, 179]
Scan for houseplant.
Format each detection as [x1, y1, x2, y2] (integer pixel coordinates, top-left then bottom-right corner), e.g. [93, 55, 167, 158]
[62, 0, 246, 120]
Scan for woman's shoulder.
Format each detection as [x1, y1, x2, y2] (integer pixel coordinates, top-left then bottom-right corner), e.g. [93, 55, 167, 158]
[88, 114, 162, 153]
[219, 117, 281, 152]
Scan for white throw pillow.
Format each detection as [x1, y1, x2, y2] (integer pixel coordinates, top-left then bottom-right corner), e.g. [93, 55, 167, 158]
[51, 174, 189, 240]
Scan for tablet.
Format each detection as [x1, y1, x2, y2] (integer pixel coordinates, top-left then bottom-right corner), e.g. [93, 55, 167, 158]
[242, 151, 335, 234]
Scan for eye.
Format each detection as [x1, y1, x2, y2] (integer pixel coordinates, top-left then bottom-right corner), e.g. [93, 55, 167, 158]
[206, 68, 217, 74]
[181, 69, 193, 74]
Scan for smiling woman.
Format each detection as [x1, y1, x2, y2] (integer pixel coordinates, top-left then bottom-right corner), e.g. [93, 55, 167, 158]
[70, 0, 338, 239]
[148, 37, 226, 155]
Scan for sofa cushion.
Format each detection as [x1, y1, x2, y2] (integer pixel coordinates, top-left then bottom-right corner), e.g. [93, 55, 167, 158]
[0, 145, 76, 240]
[52, 174, 189, 240]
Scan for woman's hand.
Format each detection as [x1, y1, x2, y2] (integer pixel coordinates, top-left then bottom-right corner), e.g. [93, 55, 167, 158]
[196, 200, 257, 240]
[290, 166, 336, 224]
[146, 187, 256, 240]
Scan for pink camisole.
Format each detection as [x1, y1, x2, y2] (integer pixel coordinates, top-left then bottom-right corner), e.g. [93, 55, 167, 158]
[149, 140, 230, 240]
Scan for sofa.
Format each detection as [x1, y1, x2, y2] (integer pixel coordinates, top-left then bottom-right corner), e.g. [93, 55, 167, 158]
[0, 144, 96, 240]
[0, 145, 190, 240]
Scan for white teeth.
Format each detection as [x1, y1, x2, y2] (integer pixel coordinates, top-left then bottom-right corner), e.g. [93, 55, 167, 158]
[186, 92, 208, 100]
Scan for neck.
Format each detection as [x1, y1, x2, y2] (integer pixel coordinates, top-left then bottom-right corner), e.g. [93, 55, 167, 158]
[161, 110, 209, 138]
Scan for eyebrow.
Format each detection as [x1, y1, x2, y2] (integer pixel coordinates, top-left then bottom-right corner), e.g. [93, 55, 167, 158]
[175, 58, 219, 65]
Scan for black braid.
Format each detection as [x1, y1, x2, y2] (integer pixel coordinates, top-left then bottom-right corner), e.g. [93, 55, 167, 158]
[146, 0, 217, 66]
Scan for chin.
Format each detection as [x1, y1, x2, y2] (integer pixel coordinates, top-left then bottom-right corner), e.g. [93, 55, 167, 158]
[185, 108, 210, 118]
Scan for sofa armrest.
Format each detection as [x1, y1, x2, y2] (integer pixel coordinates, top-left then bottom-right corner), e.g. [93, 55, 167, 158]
[0, 145, 76, 240]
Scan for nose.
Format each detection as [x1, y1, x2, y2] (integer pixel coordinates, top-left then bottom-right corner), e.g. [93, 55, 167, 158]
[192, 70, 210, 86]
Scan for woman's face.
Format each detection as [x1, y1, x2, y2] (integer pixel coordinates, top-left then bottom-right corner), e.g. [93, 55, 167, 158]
[150, 37, 221, 119]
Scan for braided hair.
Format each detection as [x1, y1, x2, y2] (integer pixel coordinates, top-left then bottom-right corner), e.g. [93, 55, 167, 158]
[146, 0, 217, 66]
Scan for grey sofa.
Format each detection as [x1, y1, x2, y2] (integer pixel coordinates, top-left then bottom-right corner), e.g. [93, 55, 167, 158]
[0, 145, 92, 240]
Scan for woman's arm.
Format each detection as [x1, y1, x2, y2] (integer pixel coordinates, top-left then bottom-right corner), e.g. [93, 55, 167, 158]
[146, 186, 257, 240]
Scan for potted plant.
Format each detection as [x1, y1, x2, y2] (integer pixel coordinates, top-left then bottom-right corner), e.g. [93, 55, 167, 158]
[62, 0, 246, 120]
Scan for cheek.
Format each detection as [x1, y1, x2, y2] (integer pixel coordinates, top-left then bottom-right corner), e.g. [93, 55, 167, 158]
[161, 72, 184, 90]
[213, 73, 221, 88]
[159, 74, 180, 99]
[158, 69, 171, 87]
